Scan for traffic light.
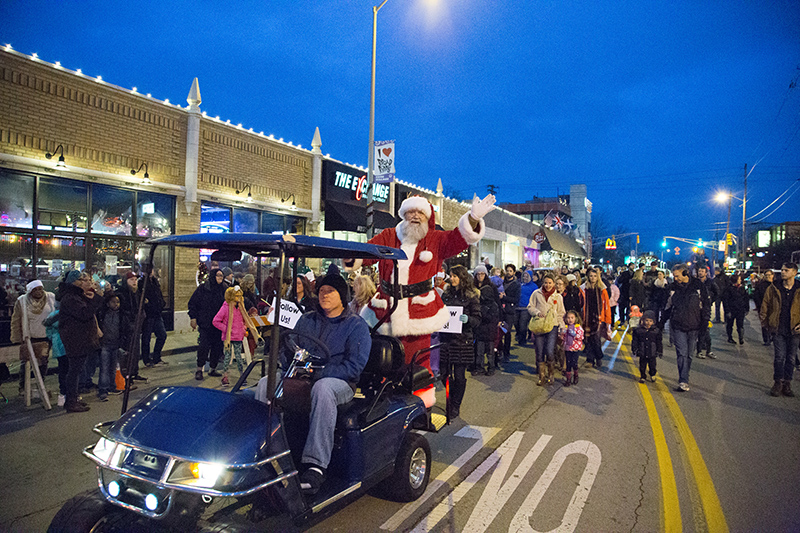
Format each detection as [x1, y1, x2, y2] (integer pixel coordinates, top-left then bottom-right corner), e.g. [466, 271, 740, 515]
[661, 240, 667, 248]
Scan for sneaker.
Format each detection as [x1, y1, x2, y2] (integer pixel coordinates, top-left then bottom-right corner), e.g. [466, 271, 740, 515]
[154, 360, 169, 366]
[195, 370, 204, 381]
[57, 394, 66, 407]
[696, 352, 706, 359]
[221, 375, 230, 386]
[208, 370, 222, 377]
[97, 394, 109, 402]
[649, 375, 657, 383]
[299, 466, 326, 495]
[706, 352, 716, 359]
[676, 382, 690, 392]
[108, 389, 124, 395]
[639, 377, 646, 383]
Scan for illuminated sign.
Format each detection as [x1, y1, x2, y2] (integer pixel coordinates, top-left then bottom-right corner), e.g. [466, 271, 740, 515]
[333, 171, 389, 204]
[757, 230, 770, 248]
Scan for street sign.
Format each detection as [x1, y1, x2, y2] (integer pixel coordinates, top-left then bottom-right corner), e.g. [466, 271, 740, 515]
[674, 247, 680, 255]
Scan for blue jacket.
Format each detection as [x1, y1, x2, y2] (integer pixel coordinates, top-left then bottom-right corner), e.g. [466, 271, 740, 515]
[293, 308, 371, 384]
[519, 276, 538, 308]
[43, 310, 66, 359]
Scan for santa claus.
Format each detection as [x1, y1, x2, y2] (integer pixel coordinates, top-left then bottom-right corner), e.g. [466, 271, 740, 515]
[347, 194, 495, 372]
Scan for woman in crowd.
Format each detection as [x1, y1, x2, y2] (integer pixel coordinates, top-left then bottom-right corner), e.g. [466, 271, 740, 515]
[563, 273, 585, 316]
[439, 265, 481, 418]
[188, 268, 228, 381]
[723, 273, 750, 345]
[11, 280, 56, 398]
[629, 268, 647, 311]
[240, 274, 259, 311]
[348, 274, 376, 316]
[649, 270, 669, 324]
[528, 273, 565, 386]
[582, 268, 611, 369]
[473, 265, 501, 375]
[288, 275, 316, 312]
[517, 270, 537, 346]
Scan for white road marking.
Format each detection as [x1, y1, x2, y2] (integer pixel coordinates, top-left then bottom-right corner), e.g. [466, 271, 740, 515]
[380, 425, 499, 531]
[509, 440, 602, 533]
[462, 434, 553, 533]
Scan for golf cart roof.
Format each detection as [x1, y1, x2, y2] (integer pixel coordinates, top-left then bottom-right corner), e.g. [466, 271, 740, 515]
[146, 232, 407, 260]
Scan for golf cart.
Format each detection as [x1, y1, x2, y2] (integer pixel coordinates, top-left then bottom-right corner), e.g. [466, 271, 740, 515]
[48, 233, 437, 532]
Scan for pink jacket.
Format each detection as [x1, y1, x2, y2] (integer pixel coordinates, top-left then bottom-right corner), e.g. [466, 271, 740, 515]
[212, 302, 246, 342]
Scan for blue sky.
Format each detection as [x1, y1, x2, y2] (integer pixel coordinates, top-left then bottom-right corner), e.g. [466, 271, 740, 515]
[2, 0, 799, 255]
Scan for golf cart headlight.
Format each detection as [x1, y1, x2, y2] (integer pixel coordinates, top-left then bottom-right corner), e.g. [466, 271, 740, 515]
[92, 437, 116, 463]
[191, 462, 224, 485]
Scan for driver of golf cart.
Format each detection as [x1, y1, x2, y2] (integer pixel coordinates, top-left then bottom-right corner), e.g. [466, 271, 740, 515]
[289, 272, 372, 495]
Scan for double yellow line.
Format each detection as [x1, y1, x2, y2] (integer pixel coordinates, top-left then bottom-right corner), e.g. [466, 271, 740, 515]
[612, 329, 729, 533]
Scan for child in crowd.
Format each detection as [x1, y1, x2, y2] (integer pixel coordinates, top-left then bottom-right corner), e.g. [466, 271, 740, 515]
[631, 310, 662, 383]
[97, 292, 125, 401]
[213, 286, 262, 386]
[44, 307, 67, 406]
[561, 310, 584, 386]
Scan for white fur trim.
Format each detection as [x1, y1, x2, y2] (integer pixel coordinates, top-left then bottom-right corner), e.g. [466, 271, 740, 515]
[370, 294, 388, 309]
[458, 212, 485, 245]
[398, 242, 417, 285]
[378, 299, 451, 337]
[411, 290, 437, 305]
[344, 258, 363, 272]
[399, 196, 431, 218]
[419, 250, 433, 263]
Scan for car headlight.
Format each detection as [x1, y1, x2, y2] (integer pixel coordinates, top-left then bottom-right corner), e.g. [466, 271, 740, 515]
[92, 437, 116, 464]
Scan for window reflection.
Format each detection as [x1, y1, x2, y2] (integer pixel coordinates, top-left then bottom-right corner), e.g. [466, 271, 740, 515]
[137, 193, 174, 237]
[91, 185, 133, 236]
[38, 179, 88, 232]
[35, 235, 86, 290]
[200, 203, 230, 233]
[0, 172, 34, 229]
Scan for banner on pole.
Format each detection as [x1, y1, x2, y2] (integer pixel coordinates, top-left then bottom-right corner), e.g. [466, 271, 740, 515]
[374, 140, 395, 183]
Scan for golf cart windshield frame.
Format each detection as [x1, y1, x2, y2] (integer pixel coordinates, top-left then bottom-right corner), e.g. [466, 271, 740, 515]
[121, 233, 405, 414]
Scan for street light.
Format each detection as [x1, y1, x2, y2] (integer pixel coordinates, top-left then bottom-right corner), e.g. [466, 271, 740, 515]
[715, 191, 744, 264]
[365, 0, 390, 240]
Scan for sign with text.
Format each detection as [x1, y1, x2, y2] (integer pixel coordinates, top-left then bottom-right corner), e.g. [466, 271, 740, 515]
[534, 231, 545, 244]
[267, 298, 302, 330]
[438, 306, 464, 334]
[373, 140, 395, 183]
[322, 160, 390, 207]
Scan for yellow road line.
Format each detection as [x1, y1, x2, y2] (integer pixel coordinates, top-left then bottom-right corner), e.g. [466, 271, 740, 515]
[654, 379, 730, 533]
[618, 342, 682, 533]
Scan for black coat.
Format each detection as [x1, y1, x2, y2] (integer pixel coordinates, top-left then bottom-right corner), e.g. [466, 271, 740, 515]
[723, 284, 750, 316]
[440, 286, 481, 366]
[662, 278, 710, 332]
[475, 283, 501, 342]
[502, 276, 521, 320]
[139, 276, 165, 318]
[632, 325, 663, 359]
[188, 278, 227, 329]
[59, 284, 104, 357]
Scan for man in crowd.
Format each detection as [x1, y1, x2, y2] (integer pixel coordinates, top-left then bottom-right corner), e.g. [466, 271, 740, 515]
[712, 266, 728, 322]
[695, 265, 718, 360]
[760, 263, 800, 397]
[499, 264, 521, 362]
[661, 263, 710, 392]
[616, 263, 635, 327]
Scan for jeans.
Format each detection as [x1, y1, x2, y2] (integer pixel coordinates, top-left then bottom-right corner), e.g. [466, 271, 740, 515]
[98, 346, 119, 394]
[697, 324, 711, 354]
[66, 353, 89, 405]
[302, 377, 355, 469]
[772, 334, 800, 382]
[534, 327, 558, 364]
[516, 309, 531, 345]
[80, 350, 99, 388]
[475, 340, 495, 371]
[499, 310, 516, 356]
[197, 327, 224, 370]
[714, 298, 723, 322]
[673, 329, 698, 384]
[141, 315, 167, 365]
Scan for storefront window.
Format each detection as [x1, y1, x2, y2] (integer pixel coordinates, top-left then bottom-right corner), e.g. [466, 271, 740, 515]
[91, 185, 134, 235]
[90, 238, 134, 289]
[38, 179, 88, 232]
[137, 192, 174, 237]
[0, 233, 34, 316]
[136, 244, 173, 328]
[261, 213, 305, 235]
[233, 208, 259, 233]
[0, 171, 34, 229]
[200, 203, 230, 233]
[35, 235, 86, 290]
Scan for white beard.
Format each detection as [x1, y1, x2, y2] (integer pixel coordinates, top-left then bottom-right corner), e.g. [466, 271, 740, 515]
[397, 219, 428, 245]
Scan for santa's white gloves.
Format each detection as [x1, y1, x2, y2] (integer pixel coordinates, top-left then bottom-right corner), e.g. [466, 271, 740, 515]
[470, 194, 496, 220]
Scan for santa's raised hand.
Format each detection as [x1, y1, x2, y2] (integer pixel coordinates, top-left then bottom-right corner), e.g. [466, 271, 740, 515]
[470, 193, 496, 222]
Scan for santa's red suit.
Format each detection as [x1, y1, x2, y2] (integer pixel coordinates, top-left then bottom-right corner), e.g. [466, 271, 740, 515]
[352, 196, 485, 371]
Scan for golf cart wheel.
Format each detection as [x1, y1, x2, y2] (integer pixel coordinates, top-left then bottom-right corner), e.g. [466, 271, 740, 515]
[387, 432, 431, 502]
[47, 489, 131, 533]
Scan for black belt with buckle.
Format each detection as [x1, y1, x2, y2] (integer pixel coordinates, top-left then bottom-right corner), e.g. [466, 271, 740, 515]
[381, 279, 433, 300]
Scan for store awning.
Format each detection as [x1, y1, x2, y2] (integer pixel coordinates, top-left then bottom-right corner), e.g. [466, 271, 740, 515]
[541, 227, 587, 258]
[324, 201, 397, 233]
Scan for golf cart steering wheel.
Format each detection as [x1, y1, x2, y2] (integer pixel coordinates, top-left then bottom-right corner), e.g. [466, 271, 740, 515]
[283, 330, 332, 363]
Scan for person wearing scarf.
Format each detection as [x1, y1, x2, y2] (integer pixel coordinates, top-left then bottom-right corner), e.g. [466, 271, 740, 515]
[528, 274, 566, 385]
[11, 280, 56, 396]
[581, 268, 612, 369]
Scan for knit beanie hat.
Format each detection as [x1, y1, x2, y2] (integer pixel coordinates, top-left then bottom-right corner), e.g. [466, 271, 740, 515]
[221, 267, 233, 277]
[65, 270, 82, 285]
[642, 310, 657, 323]
[473, 265, 488, 277]
[317, 273, 348, 304]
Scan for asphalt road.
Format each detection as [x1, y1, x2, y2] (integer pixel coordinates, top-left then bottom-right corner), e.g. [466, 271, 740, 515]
[1, 312, 798, 532]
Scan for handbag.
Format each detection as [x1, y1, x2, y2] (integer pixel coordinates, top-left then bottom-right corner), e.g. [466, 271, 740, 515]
[529, 305, 556, 335]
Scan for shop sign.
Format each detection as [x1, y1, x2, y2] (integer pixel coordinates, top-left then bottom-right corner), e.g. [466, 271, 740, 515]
[533, 231, 545, 244]
[323, 160, 390, 209]
[605, 238, 616, 250]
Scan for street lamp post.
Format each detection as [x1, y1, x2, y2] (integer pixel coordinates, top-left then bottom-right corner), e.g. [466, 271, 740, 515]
[366, 0, 390, 240]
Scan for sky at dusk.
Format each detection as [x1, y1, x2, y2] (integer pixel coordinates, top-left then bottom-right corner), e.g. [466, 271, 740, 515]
[2, 0, 799, 256]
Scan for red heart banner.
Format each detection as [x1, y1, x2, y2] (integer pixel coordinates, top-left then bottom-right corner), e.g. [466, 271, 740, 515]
[382, 148, 392, 156]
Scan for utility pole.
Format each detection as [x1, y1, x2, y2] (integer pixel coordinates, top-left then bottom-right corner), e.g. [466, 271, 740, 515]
[742, 163, 747, 266]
